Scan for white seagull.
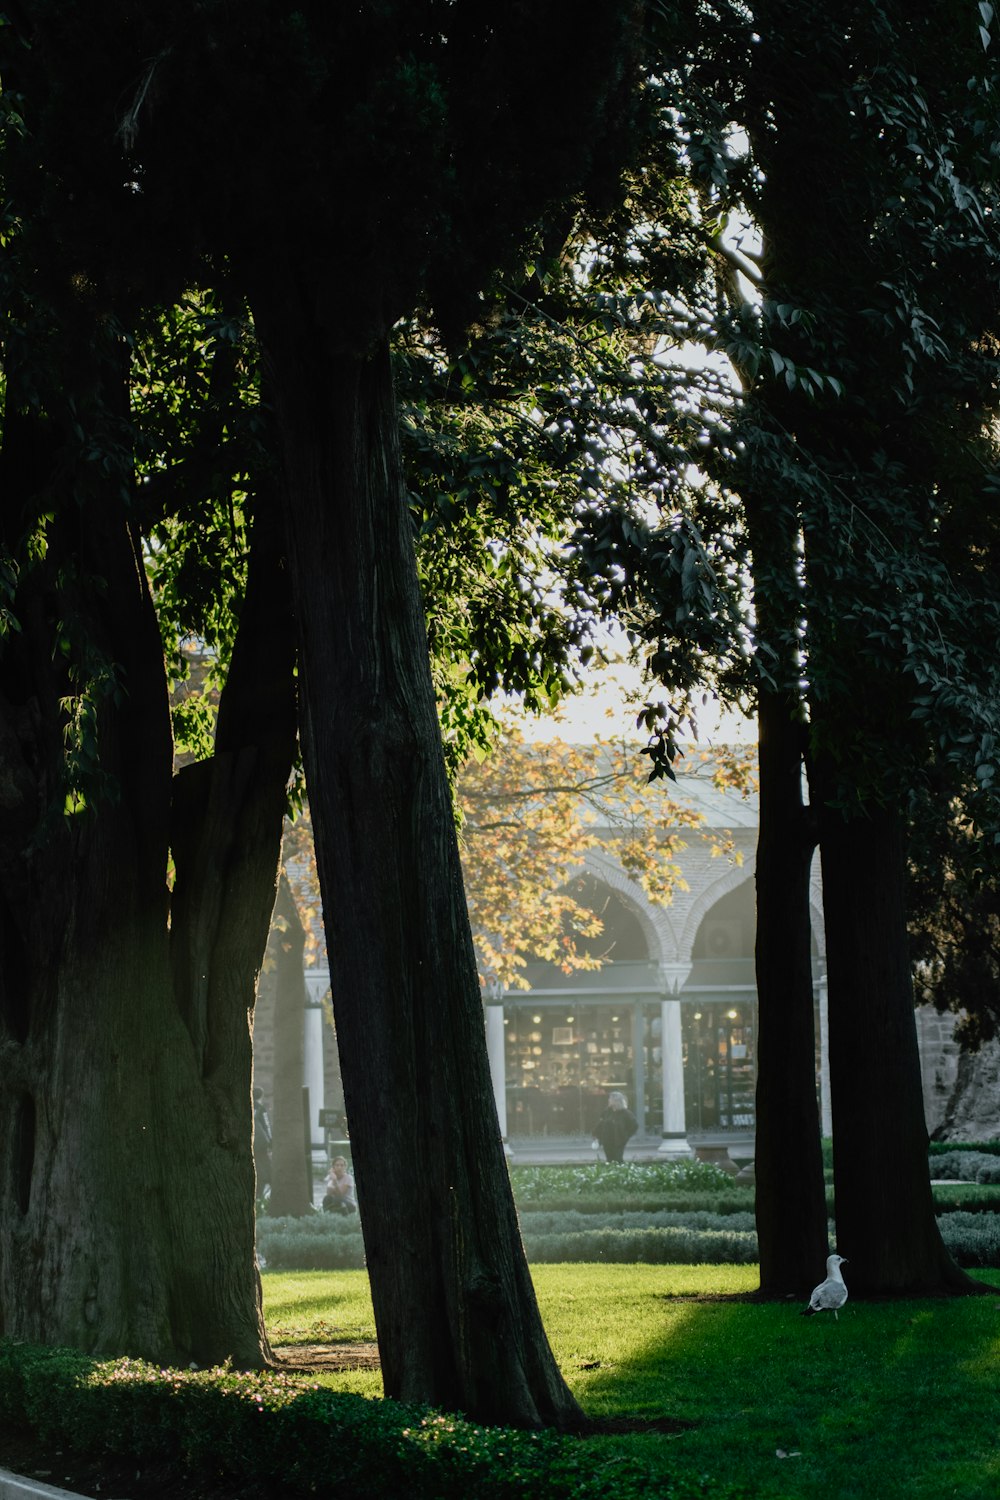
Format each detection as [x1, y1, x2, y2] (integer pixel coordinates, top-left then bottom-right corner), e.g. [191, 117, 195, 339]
[801, 1254, 849, 1319]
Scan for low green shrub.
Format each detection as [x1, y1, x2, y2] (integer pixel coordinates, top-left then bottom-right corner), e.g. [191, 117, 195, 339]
[522, 1214, 1000, 1269]
[509, 1159, 735, 1202]
[929, 1139, 1000, 1158]
[928, 1150, 1000, 1184]
[258, 1214, 364, 1270]
[256, 1166, 1000, 1271]
[932, 1183, 1000, 1213]
[514, 1190, 757, 1216]
[937, 1211, 1000, 1267]
[0, 1341, 719, 1500]
[257, 1207, 765, 1270]
[520, 1209, 758, 1236]
[522, 1224, 759, 1264]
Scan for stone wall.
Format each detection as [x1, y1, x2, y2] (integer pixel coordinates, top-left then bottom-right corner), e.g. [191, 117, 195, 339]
[916, 1004, 1000, 1142]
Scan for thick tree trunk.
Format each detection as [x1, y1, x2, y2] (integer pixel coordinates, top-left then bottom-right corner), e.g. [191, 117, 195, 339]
[753, 691, 828, 1296]
[0, 377, 297, 1362]
[819, 792, 981, 1294]
[266, 873, 313, 1219]
[252, 295, 583, 1427]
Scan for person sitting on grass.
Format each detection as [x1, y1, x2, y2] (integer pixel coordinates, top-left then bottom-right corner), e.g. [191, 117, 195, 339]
[322, 1155, 358, 1214]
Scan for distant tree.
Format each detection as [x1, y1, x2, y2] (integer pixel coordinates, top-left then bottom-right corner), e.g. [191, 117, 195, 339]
[274, 731, 751, 1002]
[459, 732, 746, 988]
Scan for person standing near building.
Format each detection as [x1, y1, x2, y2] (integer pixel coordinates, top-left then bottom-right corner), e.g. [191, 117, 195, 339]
[595, 1091, 638, 1163]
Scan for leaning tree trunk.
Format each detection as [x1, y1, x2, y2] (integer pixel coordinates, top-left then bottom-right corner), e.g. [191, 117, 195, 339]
[252, 294, 583, 1428]
[0, 375, 297, 1363]
[819, 791, 981, 1295]
[266, 872, 313, 1219]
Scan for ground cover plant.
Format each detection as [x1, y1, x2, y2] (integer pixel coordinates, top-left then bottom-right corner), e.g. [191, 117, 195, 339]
[508, 1160, 739, 1203]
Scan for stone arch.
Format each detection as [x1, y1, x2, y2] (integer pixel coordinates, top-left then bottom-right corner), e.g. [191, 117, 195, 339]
[576, 849, 671, 965]
[677, 852, 826, 967]
[677, 857, 757, 961]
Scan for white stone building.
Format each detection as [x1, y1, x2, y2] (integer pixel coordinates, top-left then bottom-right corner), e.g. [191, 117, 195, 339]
[483, 766, 826, 1154]
[254, 759, 996, 1159]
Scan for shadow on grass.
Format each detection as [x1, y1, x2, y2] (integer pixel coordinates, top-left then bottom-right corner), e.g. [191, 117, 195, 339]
[566, 1281, 1000, 1499]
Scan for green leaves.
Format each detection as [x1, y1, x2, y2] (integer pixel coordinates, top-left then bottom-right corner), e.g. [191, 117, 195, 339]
[764, 347, 845, 399]
[980, 0, 994, 51]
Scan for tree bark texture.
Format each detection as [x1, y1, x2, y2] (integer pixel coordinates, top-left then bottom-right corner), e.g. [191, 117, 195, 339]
[752, 693, 828, 1295]
[252, 295, 583, 1428]
[0, 375, 297, 1362]
[743, 479, 829, 1297]
[265, 873, 313, 1219]
[819, 793, 979, 1294]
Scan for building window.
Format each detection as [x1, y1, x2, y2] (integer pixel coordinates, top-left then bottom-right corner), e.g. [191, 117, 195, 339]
[505, 1003, 638, 1137]
[682, 1001, 756, 1131]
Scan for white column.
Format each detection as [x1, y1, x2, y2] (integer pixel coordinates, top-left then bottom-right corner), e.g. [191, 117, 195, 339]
[658, 961, 692, 1157]
[818, 971, 832, 1138]
[485, 1003, 508, 1140]
[304, 972, 327, 1161]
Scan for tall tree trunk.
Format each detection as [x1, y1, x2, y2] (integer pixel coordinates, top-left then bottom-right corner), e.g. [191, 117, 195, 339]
[753, 692, 827, 1295]
[266, 872, 312, 1219]
[0, 365, 297, 1362]
[742, 0, 978, 1299]
[742, 476, 828, 1297]
[818, 790, 980, 1294]
[252, 292, 583, 1428]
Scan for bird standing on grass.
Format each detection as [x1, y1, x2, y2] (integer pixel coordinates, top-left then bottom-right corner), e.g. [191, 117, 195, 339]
[801, 1254, 849, 1319]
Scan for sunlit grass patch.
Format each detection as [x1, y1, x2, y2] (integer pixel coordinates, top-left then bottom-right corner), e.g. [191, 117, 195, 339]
[262, 1264, 1000, 1498]
[264, 1269, 376, 1343]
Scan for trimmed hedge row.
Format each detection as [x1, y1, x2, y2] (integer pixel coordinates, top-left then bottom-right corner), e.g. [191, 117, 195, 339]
[930, 1140, 1000, 1158]
[258, 1215, 364, 1270]
[508, 1191, 757, 1216]
[260, 1197, 1000, 1270]
[930, 1183, 1000, 1213]
[523, 1226, 759, 1265]
[0, 1342, 718, 1500]
[938, 1212, 1000, 1267]
[929, 1150, 1000, 1185]
[509, 1160, 736, 1202]
[257, 1210, 767, 1271]
[520, 1209, 758, 1235]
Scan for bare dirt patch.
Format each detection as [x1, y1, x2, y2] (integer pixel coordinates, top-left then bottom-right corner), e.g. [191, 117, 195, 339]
[272, 1340, 381, 1371]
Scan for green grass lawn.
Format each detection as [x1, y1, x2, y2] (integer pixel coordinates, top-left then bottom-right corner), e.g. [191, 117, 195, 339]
[263, 1264, 1000, 1499]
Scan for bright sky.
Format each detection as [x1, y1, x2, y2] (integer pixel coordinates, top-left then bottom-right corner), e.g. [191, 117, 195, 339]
[507, 643, 755, 747]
